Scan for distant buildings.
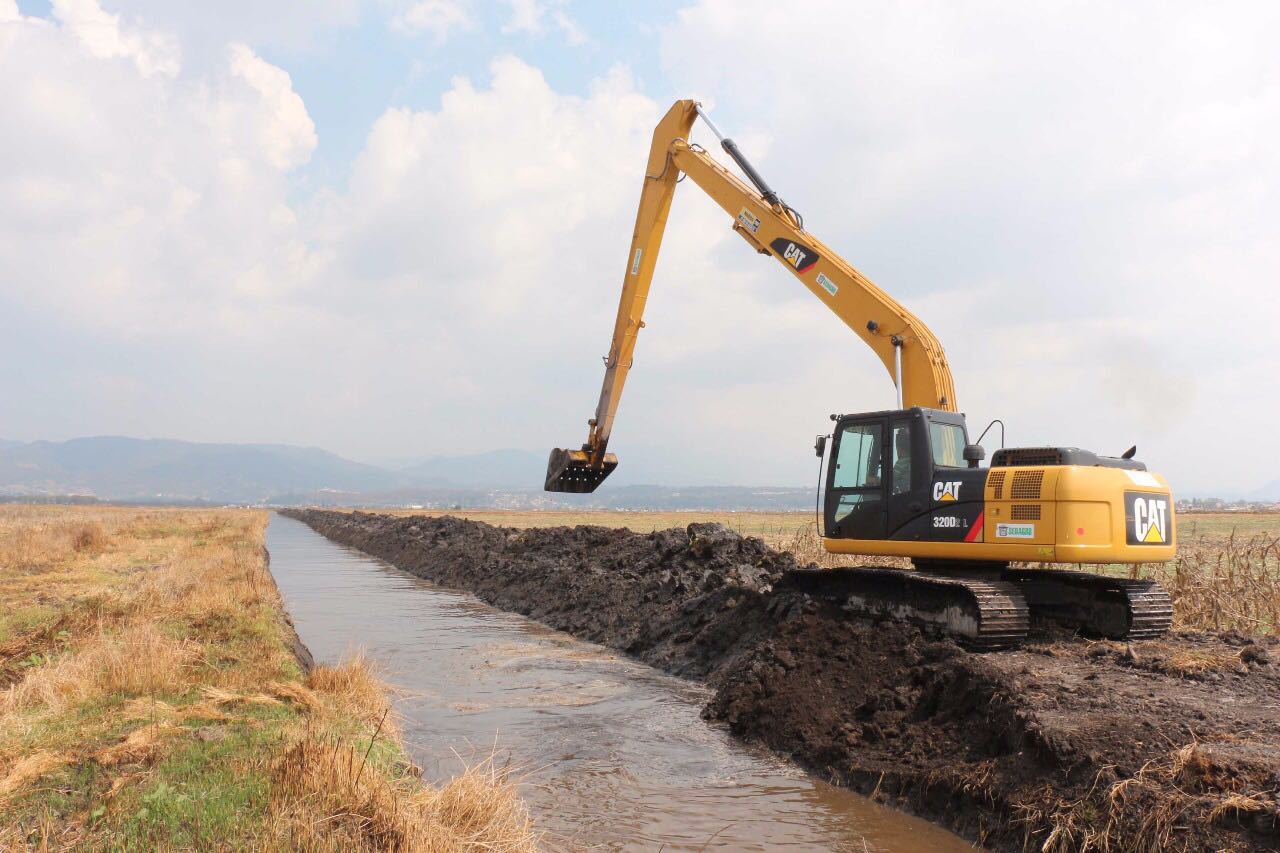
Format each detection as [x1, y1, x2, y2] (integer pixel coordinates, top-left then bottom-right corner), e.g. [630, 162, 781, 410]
[1177, 497, 1280, 513]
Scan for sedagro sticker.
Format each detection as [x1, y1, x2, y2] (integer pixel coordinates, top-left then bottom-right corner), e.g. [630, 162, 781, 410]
[816, 272, 838, 296]
[995, 523, 1035, 539]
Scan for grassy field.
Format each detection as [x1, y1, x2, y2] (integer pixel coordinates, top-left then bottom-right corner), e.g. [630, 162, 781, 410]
[391, 508, 1280, 635]
[377, 508, 817, 541]
[1148, 512, 1280, 634]
[0, 506, 537, 851]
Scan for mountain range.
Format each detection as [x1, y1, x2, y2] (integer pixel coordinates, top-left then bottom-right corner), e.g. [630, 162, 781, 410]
[0, 437, 400, 502]
[0, 436, 814, 508]
[1, 436, 1275, 508]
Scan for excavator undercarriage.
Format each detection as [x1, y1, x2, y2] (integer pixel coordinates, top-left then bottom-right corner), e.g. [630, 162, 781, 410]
[783, 562, 1172, 649]
[782, 566, 1029, 650]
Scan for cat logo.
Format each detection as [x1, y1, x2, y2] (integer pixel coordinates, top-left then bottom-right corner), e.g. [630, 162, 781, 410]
[782, 243, 808, 269]
[932, 481, 961, 502]
[768, 237, 820, 273]
[1125, 492, 1171, 545]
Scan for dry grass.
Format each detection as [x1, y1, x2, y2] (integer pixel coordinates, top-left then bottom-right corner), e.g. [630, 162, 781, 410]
[0, 505, 539, 851]
[377, 507, 820, 543]
[1138, 526, 1280, 633]
[5, 622, 196, 713]
[0, 751, 70, 800]
[272, 738, 534, 852]
[1017, 740, 1277, 853]
[306, 651, 398, 731]
[774, 523, 910, 569]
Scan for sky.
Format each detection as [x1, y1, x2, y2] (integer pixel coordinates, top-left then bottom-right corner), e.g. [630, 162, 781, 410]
[1, 0, 1277, 496]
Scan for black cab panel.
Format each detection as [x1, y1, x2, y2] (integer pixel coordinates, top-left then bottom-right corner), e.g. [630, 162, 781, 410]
[824, 408, 981, 542]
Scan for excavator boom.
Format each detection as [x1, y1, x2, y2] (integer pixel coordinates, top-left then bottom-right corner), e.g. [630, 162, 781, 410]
[546, 100, 955, 491]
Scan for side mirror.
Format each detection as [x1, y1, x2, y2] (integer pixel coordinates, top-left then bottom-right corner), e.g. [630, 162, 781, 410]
[963, 444, 985, 468]
[814, 434, 828, 458]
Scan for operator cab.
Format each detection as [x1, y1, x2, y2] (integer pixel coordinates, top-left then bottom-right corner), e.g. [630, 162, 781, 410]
[818, 408, 986, 543]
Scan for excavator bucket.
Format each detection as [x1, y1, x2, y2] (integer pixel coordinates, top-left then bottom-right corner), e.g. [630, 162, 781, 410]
[544, 448, 618, 493]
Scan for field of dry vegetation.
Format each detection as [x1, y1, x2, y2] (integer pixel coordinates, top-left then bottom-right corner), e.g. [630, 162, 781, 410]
[396, 508, 1280, 636]
[0, 505, 538, 851]
[12, 503, 1263, 847]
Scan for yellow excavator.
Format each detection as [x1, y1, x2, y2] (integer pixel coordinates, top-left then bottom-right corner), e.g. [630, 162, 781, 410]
[546, 100, 1174, 648]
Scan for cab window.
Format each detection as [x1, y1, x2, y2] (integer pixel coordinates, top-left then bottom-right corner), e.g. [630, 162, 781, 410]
[833, 423, 882, 489]
[891, 422, 912, 495]
[833, 492, 874, 523]
[929, 422, 966, 468]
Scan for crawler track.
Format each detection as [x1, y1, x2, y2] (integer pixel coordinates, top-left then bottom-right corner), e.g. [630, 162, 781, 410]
[782, 567, 1030, 650]
[1002, 568, 1174, 639]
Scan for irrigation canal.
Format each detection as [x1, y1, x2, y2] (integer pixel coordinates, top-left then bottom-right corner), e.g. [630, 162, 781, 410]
[267, 513, 978, 852]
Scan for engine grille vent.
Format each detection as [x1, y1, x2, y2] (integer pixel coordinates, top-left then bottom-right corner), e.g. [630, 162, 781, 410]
[992, 448, 1064, 466]
[988, 470, 1006, 500]
[1010, 470, 1045, 500]
[1011, 504, 1042, 521]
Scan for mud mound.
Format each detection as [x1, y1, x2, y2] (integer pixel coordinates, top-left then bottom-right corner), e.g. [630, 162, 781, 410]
[284, 510, 1280, 852]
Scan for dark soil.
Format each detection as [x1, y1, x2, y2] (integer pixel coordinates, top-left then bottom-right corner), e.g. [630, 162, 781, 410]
[283, 509, 1280, 852]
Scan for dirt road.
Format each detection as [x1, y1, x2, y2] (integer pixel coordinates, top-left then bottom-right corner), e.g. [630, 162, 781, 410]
[284, 509, 1280, 852]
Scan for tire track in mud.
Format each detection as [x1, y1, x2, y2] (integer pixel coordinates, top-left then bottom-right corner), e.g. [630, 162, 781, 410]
[283, 509, 1280, 852]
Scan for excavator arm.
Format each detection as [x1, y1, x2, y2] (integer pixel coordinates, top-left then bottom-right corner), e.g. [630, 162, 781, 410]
[546, 99, 957, 493]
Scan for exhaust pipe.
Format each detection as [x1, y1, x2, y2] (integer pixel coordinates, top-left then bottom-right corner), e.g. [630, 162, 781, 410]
[544, 448, 618, 493]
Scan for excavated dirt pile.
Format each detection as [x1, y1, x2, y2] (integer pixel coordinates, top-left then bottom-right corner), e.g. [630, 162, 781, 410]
[284, 509, 1280, 852]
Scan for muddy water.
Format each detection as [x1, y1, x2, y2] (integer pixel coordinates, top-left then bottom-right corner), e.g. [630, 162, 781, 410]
[267, 514, 977, 852]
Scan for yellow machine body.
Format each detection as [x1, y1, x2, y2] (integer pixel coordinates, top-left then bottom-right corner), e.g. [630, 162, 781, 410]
[824, 465, 1175, 563]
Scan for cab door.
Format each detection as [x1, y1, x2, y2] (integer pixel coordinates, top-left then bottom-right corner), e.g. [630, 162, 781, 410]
[824, 417, 888, 540]
[885, 414, 928, 536]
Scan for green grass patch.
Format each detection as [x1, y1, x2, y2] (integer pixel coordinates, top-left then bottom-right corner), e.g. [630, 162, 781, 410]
[0, 603, 63, 645]
[107, 705, 298, 848]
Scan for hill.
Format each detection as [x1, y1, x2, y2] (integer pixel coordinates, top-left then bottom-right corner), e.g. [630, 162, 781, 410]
[0, 436, 401, 502]
[399, 448, 548, 488]
[0, 437, 812, 508]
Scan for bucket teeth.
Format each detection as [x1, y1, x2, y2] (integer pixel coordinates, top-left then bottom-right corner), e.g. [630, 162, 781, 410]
[544, 448, 618, 493]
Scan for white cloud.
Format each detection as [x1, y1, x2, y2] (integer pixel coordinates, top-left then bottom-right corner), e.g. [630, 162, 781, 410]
[550, 9, 587, 46]
[100, 0, 361, 54]
[0, 0, 320, 348]
[502, 0, 541, 34]
[391, 0, 473, 42]
[299, 58, 693, 456]
[227, 43, 317, 170]
[52, 0, 179, 76]
[501, 0, 588, 46]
